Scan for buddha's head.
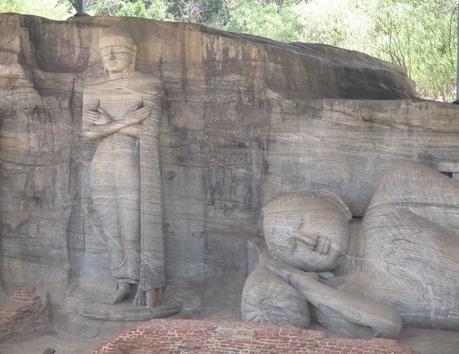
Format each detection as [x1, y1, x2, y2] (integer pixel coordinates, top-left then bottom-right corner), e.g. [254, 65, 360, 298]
[263, 191, 352, 272]
[99, 34, 137, 75]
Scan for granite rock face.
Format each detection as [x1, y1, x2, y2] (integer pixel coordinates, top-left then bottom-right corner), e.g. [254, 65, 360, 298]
[0, 13, 458, 329]
[241, 255, 311, 328]
[350, 162, 459, 330]
[242, 192, 402, 338]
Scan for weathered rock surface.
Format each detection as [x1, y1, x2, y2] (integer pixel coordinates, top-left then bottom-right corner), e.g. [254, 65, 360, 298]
[242, 192, 402, 338]
[0, 288, 49, 342]
[345, 162, 459, 330]
[0, 13, 458, 332]
[241, 256, 310, 328]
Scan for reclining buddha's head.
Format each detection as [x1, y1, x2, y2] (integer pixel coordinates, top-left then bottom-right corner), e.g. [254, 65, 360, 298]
[263, 191, 352, 272]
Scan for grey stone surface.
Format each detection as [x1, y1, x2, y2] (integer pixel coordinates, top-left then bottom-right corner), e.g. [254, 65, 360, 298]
[263, 191, 352, 272]
[263, 99, 459, 217]
[0, 13, 458, 338]
[345, 162, 459, 330]
[241, 251, 310, 328]
[244, 162, 459, 336]
[398, 327, 459, 354]
[242, 192, 402, 338]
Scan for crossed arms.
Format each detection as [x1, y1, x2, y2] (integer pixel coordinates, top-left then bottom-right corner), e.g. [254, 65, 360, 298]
[81, 102, 151, 140]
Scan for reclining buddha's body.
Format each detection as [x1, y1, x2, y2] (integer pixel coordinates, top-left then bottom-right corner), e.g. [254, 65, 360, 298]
[349, 162, 459, 330]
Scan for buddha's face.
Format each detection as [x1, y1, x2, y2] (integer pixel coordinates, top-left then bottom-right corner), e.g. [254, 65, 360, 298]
[264, 197, 350, 272]
[100, 45, 133, 74]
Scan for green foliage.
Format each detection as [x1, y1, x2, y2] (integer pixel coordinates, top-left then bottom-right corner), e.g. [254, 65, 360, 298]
[89, 0, 119, 16]
[90, 0, 170, 19]
[294, 0, 377, 49]
[285, 0, 457, 100]
[222, 1, 303, 42]
[163, 0, 229, 24]
[0, 0, 72, 19]
[197, 0, 230, 25]
[369, 0, 458, 100]
[116, 1, 149, 17]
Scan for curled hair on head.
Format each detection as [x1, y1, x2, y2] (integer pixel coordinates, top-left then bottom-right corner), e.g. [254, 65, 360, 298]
[263, 190, 352, 221]
[315, 190, 352, 221]
[263, 191, 317, 214]
[99, 33, 137, 52]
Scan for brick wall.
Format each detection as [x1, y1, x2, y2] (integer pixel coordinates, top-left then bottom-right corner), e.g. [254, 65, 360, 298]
[0, 288, 49, 342]
[92, 319, 414, 354]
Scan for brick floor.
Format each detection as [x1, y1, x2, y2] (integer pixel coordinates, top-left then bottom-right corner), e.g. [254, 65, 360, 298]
[0, 288, 48, 342]
[92, 319, 414, 354]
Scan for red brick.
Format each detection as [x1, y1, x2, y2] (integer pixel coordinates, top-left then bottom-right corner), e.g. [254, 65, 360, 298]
[0, 288, 48, 341]
[90, 319, 415, 354]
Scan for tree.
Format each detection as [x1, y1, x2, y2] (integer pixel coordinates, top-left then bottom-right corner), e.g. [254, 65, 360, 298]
[370, 0, 457, 100]
[164, 0, 229, 24]
[69, 0, 90, 15]
[293, 0, 377, 49]
[89, 0, 119, 16]
[290, 0, 457, 100]
[90, 0, 170, 19]
[222, 1, 303, 42]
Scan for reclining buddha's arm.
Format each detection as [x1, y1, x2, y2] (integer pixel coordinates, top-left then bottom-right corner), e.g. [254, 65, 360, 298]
[266, 260, 402, 338]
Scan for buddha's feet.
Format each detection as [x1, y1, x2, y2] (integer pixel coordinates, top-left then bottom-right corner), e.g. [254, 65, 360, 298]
[106, 283, 130, 305]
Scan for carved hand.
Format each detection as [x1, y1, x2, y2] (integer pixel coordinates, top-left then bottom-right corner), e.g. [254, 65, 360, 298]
[81, 103, 150, 141]
[86, 107, 112, 126]
[266, 257, 318, 284]
[123, 103, 151, 125]
[266, 257, 402, 338]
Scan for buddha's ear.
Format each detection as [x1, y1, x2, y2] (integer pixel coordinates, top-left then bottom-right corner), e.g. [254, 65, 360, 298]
[316, 190, 352, 221]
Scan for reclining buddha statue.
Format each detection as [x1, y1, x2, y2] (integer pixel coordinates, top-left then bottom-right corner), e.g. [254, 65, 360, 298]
[242, 162, 459, 337]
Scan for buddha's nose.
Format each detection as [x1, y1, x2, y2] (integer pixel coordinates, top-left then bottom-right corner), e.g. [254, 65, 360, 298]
[109, 49, 115, 60]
